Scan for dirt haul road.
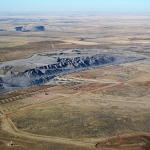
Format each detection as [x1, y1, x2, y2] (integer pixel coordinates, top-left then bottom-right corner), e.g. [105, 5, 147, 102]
[1, 116, 96, 148]
[1, 116, 150, 150]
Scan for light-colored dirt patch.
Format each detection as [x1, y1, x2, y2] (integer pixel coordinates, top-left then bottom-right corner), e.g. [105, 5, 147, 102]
[128, 73, 150, 83]
[23, 93, 57, 104]
[63, 40, 99, 45]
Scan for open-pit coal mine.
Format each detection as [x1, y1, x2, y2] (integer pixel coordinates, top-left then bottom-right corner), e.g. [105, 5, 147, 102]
[0, 49, 147, 94]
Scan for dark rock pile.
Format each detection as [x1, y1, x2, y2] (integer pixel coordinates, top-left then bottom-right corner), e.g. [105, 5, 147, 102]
[0, 54, 115, 93]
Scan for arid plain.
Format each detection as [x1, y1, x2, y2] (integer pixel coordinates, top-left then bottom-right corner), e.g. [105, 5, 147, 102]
[0, 13, 150, 150]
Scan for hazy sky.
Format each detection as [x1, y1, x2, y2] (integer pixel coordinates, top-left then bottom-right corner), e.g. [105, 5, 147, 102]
[1, 0, 150, 13]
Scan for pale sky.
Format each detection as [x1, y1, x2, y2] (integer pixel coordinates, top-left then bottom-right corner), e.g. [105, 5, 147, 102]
[0, 0, 150, 13]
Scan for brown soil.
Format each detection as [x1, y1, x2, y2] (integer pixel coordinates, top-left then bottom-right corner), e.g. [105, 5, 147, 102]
[96, 135, 150, 150]
[76, 83, 111, 91]
[0, 85, 52, 102]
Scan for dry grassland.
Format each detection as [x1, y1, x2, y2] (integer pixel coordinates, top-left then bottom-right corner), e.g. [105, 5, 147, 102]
[0, 13, 150, 150]
[0, 61, 148, 150]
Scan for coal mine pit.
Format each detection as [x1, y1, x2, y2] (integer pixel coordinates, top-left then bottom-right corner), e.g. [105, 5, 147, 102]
[0, 49, 147, 94]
